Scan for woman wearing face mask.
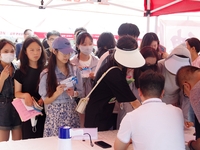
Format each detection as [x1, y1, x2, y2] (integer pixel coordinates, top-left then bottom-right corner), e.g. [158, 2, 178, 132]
[70, 32, 99, 127]
[70, 32, 99, 98]
[0, 39, 21, 141]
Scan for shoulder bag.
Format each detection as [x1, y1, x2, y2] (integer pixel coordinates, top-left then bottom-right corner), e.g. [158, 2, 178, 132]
[76, 66, 120, 114]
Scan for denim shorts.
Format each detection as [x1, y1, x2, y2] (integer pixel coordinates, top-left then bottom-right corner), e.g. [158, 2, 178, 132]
[0, 99, 21, 130]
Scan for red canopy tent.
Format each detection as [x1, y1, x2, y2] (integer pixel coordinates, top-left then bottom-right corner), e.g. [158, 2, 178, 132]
[143, 0, 200, 32]
[144, 0, 200, 16]
[0, 0, 200, 38]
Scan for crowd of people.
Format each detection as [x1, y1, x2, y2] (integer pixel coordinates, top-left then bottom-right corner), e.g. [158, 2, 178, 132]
[0, 22, 200, 150]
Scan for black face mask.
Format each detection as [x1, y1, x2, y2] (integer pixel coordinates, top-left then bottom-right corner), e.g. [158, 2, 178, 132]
[140, 64, 157, 72]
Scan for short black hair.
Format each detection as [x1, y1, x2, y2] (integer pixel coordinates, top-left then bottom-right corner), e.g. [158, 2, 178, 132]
[186, 37, 200, 53]
[117, 35, 138, 50]
[74, 27, 87, 35]
[46, 30, 61, 39]
[118, 23, 140, 37]
[24, 29, 32, 34]
[139, 70, 165, 98]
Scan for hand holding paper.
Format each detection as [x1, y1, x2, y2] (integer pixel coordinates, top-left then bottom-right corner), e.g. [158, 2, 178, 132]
[60, 76, 77, 91]
[12, 98, 42, 122]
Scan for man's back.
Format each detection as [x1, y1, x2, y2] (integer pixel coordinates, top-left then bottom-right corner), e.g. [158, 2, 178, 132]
[117, 98, 185, 150]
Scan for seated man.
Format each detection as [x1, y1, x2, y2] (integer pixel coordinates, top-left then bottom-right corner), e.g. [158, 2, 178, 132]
[114, 70, 185, 150]
[176, 65, 200, 150]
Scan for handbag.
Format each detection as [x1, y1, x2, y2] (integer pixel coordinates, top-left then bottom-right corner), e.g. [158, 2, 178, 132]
[76, 66, 120, 114]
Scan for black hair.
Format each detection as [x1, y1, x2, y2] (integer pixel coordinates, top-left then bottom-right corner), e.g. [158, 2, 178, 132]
[19, 36, 47, 74]
[0, 39, 15, 51]
[42, 38, 49, 49]
[76, 32, 93, 58]
[140, 32, 159, 50]
[96, 32, 116, 58]
[46, 30, 61, 39]
[117, 35, 138, 50]
[186, 37, 200, 53]
[118, 23, 140, 37]
[134, 46, 159, 88]
[24, 29, 32, 34]
[74, 27, 87, 35]
[139, 70, 165, 98]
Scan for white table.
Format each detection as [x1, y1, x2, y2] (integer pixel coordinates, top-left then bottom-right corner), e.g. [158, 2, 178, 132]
[0, 128, 195, 150]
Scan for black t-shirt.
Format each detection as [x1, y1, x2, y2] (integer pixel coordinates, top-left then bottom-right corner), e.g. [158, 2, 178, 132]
[84, 55, 136, 131]
[14, 66, 45, 139]
[14, 67, 41, 100]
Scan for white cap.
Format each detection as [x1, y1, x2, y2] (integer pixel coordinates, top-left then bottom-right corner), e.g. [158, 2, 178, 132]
[165, 44, 191, 74]
[114, 47, 145, 68]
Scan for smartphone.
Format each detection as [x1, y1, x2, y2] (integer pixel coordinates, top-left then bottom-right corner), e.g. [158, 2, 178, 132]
[94, 141, 112, 148]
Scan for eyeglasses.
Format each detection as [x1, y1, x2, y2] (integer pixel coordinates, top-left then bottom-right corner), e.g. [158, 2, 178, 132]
[48, 38, 56, 42]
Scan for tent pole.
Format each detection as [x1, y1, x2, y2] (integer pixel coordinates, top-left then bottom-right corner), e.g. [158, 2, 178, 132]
[155, 16, 158, 34]
[147, 15, 150, 32]
[147, 0, 151, 32]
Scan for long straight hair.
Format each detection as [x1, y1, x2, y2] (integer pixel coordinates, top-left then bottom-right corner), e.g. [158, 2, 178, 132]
[19, 36, 47, 74]
[46, 50, 69, 97]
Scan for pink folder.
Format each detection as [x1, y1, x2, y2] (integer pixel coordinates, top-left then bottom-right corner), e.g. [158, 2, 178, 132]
[12, 98, 42, 122]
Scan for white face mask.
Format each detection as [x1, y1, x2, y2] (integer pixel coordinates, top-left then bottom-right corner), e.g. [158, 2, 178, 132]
[1, 53, 14, 63]
[79, 45, 93, 55]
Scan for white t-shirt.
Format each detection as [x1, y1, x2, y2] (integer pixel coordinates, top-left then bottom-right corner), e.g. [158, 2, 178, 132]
[79, 55, 92, 67]
[94, 51, 109, 76]
[117, 98, 185, 150]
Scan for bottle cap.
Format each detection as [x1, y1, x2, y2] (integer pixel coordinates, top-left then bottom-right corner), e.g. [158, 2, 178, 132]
[59, 126, 71, 139]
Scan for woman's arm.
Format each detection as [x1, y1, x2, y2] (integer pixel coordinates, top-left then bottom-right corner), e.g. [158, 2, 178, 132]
[43, 84, 65, 104]
[130, 99, 141, 109]
[14, 79, 33, 106]
[74, 67, 84, 98]
[0, 65, 10, 92]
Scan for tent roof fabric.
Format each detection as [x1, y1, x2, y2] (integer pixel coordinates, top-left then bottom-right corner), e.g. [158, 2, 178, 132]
[144, 0, 200, 16]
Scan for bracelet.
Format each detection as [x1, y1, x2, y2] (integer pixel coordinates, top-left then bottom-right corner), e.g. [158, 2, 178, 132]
[188, 140, 195, 150]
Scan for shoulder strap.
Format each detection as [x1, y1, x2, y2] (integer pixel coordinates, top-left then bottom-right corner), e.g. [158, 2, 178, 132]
[85, 66, 120, 98]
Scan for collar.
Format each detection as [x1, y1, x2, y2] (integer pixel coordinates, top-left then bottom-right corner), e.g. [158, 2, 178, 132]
[142, 98, 162, 105]
[55, 64, 73, 77]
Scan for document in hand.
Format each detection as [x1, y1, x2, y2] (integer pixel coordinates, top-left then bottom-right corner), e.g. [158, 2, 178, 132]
[12, 98, 42, 122]
[32, 97, 43, 112]
[60, 76, 77, 91]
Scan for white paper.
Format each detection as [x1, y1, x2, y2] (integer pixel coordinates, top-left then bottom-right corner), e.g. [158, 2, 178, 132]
[184, 127, 195, 143]
[81, 69, 91, 78]
[21, 99, 34, 111]
[60, 77, 74, 91]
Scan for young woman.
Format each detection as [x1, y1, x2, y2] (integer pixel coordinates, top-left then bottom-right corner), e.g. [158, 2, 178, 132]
[134, 46, 159, 88]
[70, 32, 99, 98]
[14, 37, 46, 139]
[140, 32, 168, 60]
[0, 39, 21, 141]
[84, 35, 145, 131]
[96, 32, 116, 58]
[39, 37, 83, 137]
[116, 46, 160, 129]
[185, 37, 200, 123]
[186, 37, 200, 68]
